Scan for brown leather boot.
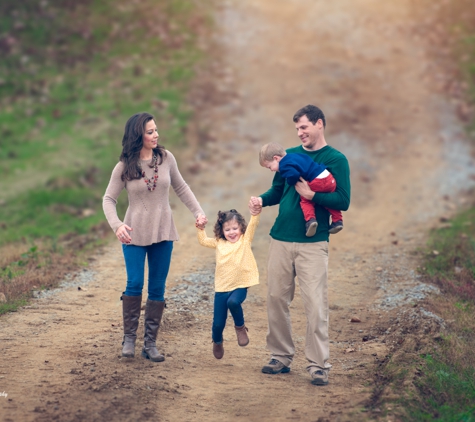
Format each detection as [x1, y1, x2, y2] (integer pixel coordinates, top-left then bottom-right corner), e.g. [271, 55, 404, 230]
[121, 294, 142, 358]
[141, 299, 165, 362]
[235, 324, 249, 347]
[213, 342, 224, 359]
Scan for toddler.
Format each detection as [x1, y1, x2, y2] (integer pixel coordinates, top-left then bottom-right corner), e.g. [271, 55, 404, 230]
[196, 209, 260, 359]
[259, 142, 343, 237]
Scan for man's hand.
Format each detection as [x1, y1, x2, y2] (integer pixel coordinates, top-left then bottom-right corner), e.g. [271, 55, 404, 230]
[249, 196, 262, 215]
[295, 177, 314, 200]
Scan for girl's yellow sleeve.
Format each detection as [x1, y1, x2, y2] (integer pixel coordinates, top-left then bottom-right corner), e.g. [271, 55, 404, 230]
[197, 228, 217, 249]
[243, 214, 260, 243]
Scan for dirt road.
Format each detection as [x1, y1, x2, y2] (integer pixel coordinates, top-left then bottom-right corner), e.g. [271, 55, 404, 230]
[1, 0, 474, 421]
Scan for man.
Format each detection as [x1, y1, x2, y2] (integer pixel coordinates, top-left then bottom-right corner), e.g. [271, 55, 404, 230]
[249, 104, 351, 386]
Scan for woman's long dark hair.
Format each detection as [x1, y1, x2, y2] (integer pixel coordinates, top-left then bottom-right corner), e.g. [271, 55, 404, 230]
[213, 209, 247, 240]
[119, 112, 167, 181]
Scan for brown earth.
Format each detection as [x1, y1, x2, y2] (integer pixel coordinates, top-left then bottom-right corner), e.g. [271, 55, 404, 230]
[1, 0, 475, 421]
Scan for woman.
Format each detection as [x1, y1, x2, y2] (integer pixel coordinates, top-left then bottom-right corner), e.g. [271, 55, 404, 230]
[103, 112, 207, 362]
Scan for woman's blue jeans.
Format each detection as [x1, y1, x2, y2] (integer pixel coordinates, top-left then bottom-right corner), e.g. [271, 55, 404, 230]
[122, 241, 173, 301]
[212, 288, 248, 344]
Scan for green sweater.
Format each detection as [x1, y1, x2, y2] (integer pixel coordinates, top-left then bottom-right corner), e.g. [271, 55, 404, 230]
[260, 145, 351, 243]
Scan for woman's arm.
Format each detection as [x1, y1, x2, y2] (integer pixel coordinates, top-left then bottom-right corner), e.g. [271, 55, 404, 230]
[197, 228, 217, 249]
[102, 162, 126, 233]
[168, 152, 205, 218]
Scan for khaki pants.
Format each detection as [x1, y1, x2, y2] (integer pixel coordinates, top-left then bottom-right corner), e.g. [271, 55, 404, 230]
[266, 238, 331, 373]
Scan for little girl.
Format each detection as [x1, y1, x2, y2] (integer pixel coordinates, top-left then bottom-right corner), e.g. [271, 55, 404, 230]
[196, 209, 260, 359]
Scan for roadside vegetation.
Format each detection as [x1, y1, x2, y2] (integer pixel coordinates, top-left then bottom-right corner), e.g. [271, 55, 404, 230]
[0, 0, 212, 314]
[370, 0, 475, 419]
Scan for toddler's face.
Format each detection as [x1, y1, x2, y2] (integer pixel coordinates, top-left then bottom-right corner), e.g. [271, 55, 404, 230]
[222, 219, 242, 243]
[263, 157, 280, 172]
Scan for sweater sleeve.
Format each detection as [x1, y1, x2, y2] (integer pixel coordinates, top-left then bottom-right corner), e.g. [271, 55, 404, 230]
[168, 152, 205, 218]
[260, 172, 285, 207]
[197, 228, 217, 249]
[243, 214, 260, 243]
[312, 154, 351, 211]
[102, 162, 126, 233]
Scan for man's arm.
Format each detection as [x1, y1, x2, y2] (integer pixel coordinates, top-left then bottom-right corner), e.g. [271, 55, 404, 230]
[259, 171, 285, 207]
[296, 155, 351, 211]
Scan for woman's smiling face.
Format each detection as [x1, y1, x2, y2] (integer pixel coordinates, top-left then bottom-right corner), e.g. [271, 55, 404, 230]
[142, 119, 159, 151]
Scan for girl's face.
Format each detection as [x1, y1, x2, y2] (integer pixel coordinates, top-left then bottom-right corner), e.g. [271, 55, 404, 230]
[142, 120, 159, 152]
[222, 218, 242, 243]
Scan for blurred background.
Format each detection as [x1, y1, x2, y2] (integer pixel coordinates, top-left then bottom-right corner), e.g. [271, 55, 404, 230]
[0, 0, 474, 310]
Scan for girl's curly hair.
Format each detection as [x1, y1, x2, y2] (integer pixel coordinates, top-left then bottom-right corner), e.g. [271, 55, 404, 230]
[213, 209, 247, 240]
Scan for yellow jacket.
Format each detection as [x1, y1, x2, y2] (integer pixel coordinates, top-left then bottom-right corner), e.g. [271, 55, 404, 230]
[197, 214, 260, 292]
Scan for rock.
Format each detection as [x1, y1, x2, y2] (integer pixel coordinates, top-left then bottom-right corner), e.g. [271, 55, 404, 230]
[345, 348, 355, 353]
[432, 250, 439, 256]
[350, 317, 361, 323]
[375, 267, 383, 272]
[0, 292, 6, 303]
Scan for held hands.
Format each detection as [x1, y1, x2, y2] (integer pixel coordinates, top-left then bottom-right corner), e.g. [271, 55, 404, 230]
[248, 196, 262, 216]
[116, 224, 132, 244]
[195, 214, 208, 230]
[295, 177, 314, 200]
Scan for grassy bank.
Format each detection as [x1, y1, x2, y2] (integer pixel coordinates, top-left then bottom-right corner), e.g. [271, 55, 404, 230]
[368, 0, 475, 419]
[374, 208, 475, 420]
[0, 0, 213, 313]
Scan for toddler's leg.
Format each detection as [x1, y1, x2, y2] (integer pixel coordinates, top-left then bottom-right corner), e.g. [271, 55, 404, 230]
[227, 288, 249, 347]
[328, 209, 343, 234]
[300, 197, 317, 237]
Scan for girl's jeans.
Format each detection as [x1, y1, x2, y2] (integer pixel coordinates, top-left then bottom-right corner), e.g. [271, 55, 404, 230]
[122, 241, 173, 301]
[212, 288, 248, 344]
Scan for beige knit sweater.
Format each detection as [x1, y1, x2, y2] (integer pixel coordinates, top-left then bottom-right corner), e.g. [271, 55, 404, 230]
[103, 151, 204, 246]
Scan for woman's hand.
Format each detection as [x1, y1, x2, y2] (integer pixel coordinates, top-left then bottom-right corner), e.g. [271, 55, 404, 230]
[249, 196, 262, 215]
[116, 224, 132, 244]
[195, 214, 208, 230]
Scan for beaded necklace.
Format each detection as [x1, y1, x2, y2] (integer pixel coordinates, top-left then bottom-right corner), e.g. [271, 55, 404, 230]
[139, 154, 159, 191]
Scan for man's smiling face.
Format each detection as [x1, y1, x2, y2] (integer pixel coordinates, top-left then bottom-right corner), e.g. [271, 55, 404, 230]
[295, 115, 323, 151]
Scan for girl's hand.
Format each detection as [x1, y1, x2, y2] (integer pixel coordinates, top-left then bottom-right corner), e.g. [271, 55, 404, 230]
[116, 224, 132, 244]
[195, 214, 207, 229]
[249, 196, 262, 215]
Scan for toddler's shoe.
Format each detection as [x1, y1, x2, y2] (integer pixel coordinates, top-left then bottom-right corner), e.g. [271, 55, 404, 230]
[212, 341, 224, 359]
[234, 324, 249, 347]
[305, 218, 318, 237]
[329, 220, 343, 234]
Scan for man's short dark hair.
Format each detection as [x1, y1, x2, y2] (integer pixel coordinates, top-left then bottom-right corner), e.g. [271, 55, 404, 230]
[293, 105, 326, 128]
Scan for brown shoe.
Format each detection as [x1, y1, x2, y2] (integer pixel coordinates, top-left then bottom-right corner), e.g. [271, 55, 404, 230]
[213, 342, 224, 359]
[234, 325, 249, 347]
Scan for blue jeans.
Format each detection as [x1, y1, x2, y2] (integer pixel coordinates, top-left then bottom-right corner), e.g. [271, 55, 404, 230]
[212, 288, 248, 344]
[122, 241, 173, 301]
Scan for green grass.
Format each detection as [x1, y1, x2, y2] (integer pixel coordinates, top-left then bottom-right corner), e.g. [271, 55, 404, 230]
[0, 0, 212, 246]
[422, 207, 475, 301]
[0, 0, 213, 309]
[407, 355, 475, 421]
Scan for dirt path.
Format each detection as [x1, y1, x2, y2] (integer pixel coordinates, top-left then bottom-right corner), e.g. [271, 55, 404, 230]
[1, 1, 475, 421]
